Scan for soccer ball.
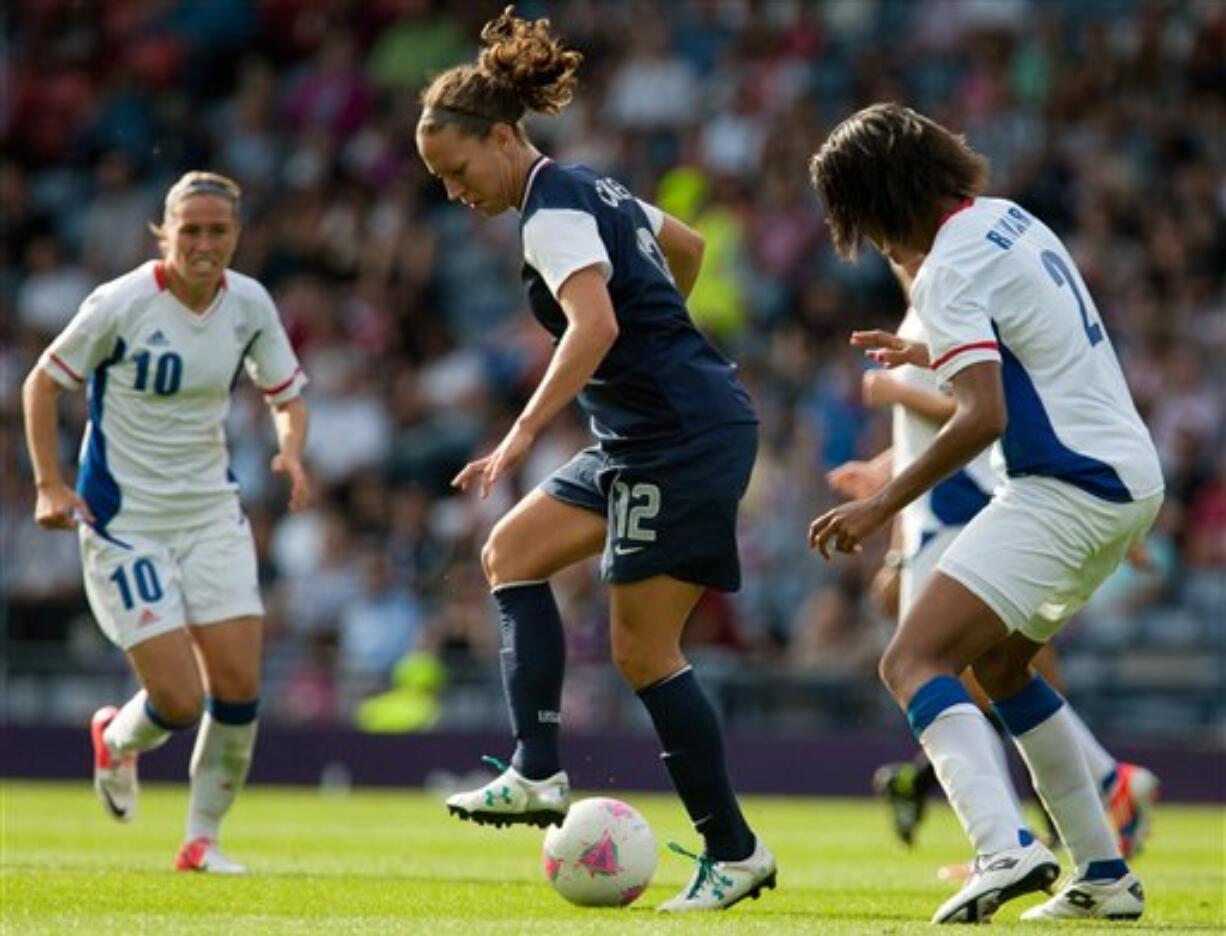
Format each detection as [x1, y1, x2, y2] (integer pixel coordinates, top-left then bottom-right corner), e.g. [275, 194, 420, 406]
[542, 797, 657, 907]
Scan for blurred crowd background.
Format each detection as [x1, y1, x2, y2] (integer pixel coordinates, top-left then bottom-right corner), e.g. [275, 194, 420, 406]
[3, 0, 1223, 742]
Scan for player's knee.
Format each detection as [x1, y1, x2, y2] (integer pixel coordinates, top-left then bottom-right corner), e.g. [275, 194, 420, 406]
[878, 642, 909, 700]
[208, 662, 261, 703]
[148, 685, 204, 726]
[481, 526, 517, 587]
[972, 653, 1029, 700]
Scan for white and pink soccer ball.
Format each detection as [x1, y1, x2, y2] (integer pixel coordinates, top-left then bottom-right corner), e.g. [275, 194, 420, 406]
[542, 797, 657, 907]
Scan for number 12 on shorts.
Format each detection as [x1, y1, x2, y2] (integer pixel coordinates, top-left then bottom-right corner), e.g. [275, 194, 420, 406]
[612, 481, 660, 546]
[109, 558, 164, 609]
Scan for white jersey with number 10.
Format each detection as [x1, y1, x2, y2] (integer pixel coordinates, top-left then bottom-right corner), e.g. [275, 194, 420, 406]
[40, 260, 306, 538]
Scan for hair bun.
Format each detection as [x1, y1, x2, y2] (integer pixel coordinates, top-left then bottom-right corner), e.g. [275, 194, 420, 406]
[478, 6, 582, 116]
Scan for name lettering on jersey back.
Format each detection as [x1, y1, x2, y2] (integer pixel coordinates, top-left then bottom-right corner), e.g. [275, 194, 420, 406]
[595, 177, 632, 207]
[985, 205, 1034, 251]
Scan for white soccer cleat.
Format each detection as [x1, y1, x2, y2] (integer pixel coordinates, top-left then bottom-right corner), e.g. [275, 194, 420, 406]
[932, 839, 1060, 924]
[1021, 872, 1144, 921]
[175, 836, 249, 874]
[90, 705, 138, 822]
[445, 756, 569, 828]
[657, 838, 777, 912]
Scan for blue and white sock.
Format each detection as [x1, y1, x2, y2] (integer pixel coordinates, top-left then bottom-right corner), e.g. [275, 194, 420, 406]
[187, 697, 259, 842]
[909, 675, 1028, 855]
[104, 689, 191, 754]
[993, 676, 1125, 880]
[493, 581, 565, 781]
[638, 666, 755, 862]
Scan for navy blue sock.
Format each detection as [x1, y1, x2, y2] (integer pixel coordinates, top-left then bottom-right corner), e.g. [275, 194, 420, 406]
[637, 667, 755, 862]
[493, 581, 565, 780]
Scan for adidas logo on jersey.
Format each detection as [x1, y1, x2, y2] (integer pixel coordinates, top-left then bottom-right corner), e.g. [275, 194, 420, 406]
[138, 609, 160, 627]
[147, 329, 170, 347]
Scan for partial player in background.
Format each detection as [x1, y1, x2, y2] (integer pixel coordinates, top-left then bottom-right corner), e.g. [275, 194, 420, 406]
[808, 103, 1164, 923]
[829, 295, 1158, 871]
[22, 172, 311, 873]
[414, 7, 774, 912]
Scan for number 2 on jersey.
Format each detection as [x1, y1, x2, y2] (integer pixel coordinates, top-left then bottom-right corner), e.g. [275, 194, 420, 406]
[109, 558, 164, 610]
[1041, 250, 1103, 347]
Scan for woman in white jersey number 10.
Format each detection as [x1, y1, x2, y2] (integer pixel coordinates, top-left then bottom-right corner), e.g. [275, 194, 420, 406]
[22, 171, 311, 873]
[807, 104, 1163, 924]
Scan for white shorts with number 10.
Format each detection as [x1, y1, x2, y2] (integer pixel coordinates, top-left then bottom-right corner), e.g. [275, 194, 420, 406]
[79, 508, 263, 651]
[937, 476, 1162, 643]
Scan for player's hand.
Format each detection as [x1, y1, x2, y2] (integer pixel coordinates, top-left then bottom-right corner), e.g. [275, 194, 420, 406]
[808, 496, 892, 561]
[34, 480, 94, 530]
[271, 453, 312, 512]
[850, 330, 929, 369]
[452, 422, 536, 500]
[861, 369, 903, 407]
[826, 459, 890, 499]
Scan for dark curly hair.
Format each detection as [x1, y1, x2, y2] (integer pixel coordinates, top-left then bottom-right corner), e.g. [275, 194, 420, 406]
[809, 103, 990, 259]
[419, 6, 583, 138]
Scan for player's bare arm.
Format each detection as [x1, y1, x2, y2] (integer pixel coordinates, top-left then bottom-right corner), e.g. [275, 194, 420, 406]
[22, 366, 94, 530]
[452, 264, 618, 499]
[827, 447, 893, 500]
[809, 361, 1004, 559]
[270, 396, 311, 512]
[862, 370, 956, 422]
[654, 214, 705, 300]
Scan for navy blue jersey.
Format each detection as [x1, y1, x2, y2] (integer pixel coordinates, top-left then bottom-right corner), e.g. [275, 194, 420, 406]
[519, 158, 755, 450]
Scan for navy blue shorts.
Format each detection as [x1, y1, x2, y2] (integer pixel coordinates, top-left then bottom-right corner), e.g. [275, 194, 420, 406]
[540, 422, 758, 591]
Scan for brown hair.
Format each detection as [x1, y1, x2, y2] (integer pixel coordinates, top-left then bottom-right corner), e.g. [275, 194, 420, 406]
[418, 6, 583, 138]
[148, 170, 242, 245]
[808, 103, 989, 259]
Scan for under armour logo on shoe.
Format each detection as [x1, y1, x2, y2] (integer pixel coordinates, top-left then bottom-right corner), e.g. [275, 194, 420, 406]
[984, 856, 1020, 872]
[1066, 889, 1097, 909]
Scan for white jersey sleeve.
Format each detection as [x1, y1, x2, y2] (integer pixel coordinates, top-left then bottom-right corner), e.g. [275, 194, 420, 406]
[522, 209, 613, 298]
[635, 198, 665, 236]
[40, 287, 117, 389]
[241, 284, 306, 404]
[910, 262, 1001, 386]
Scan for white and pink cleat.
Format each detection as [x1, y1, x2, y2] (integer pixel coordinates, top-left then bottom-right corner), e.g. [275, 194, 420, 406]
[90, 705, 139, 823]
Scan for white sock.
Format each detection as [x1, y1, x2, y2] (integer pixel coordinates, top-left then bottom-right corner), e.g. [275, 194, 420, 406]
[103, 690, 173, 755]
[1065, 707, 1118, 791]
[1011, 705, 1121, 873]
[986, 724, 1024, 815]
[920, 703, 1026, 855]
[187, 715, 258, 842]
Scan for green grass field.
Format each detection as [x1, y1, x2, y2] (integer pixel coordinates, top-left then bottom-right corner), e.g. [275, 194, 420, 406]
[3, 781, 1223, 934]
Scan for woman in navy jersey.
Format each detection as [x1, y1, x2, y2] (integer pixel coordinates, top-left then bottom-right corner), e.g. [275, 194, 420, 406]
[415, 7, 774, 912]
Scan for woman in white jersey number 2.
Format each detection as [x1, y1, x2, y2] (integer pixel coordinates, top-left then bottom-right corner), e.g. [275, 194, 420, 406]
[808, 104, 1163, 924]
[23, 172, 311, 873]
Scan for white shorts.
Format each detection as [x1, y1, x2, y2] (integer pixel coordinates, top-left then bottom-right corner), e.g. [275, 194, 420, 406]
[938, 476, 1162, 643]
[79, 510, 263, 651]
[900, 525, 962, 621]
